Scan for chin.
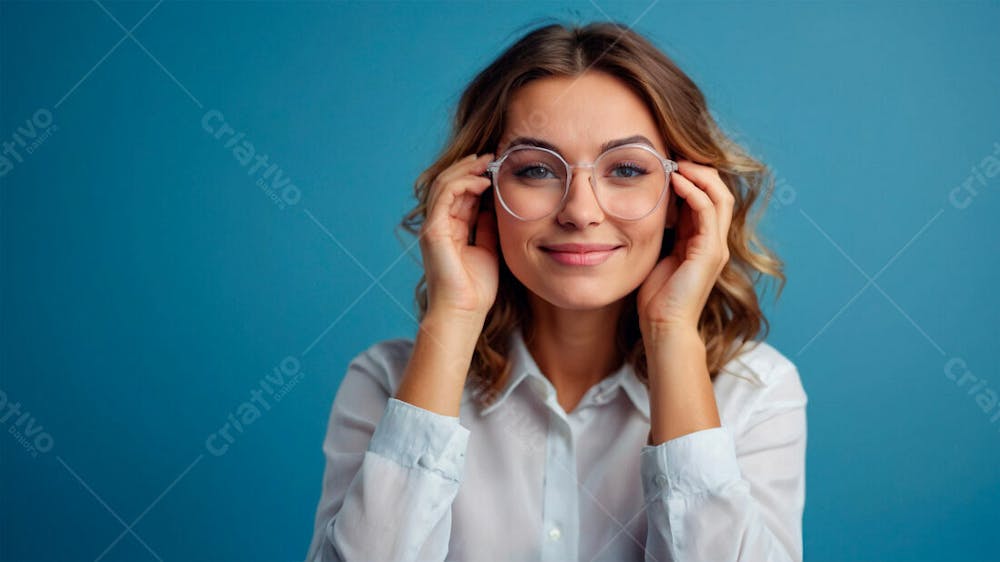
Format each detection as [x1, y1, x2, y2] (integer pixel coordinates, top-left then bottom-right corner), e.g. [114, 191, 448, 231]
[529, 278, 632, 311]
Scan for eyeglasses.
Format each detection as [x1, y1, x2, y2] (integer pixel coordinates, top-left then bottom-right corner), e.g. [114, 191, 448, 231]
[485, 143, 678, 221]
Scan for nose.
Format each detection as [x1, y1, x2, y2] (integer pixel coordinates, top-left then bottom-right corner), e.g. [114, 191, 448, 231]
[554, 166, 605, 228]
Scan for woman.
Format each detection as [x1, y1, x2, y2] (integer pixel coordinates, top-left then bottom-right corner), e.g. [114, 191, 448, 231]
[306, 20, 807, 562]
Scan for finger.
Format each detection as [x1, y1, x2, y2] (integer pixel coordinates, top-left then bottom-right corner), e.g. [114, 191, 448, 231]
[451, 177, 492, 224]
[427, 154, 492, 220]
[670, 171, 719, 247]
[676, 161, 735, 249]
[643, 253, 679, 299]
[436, 153, 493, 194]
[426, 175, 491, 240]
[428, 154, 493, 218]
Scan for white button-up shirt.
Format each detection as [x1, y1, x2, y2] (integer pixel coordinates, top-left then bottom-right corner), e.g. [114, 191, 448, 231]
[306, 325, 808, 562]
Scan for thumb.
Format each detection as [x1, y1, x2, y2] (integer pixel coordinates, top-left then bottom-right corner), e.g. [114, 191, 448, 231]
[638, 253, 680, 311]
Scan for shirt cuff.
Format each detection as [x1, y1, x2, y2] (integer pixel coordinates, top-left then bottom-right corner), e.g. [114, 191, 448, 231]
[640, 426, 742, 498]
[368, 397, 471, 482]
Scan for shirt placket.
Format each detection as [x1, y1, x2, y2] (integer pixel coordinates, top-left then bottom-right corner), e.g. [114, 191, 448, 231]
[540, 401, 579, 562]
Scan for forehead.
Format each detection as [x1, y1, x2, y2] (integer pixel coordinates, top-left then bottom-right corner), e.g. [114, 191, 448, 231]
[500, 71, 666, 156]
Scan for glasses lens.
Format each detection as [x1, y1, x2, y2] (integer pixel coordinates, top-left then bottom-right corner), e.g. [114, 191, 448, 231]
[593, 146, 668, 220]
[495, 148, 567, 221]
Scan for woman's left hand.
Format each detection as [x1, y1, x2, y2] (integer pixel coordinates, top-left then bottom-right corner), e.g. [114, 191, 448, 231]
[637, 160, 734, 341]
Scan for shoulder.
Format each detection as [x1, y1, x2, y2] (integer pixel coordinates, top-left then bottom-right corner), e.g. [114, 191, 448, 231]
[343, 336, 416, 396]
[720, 339, 802, 387]
[715, 339, 808, 420]
[709, 339, 809, 448]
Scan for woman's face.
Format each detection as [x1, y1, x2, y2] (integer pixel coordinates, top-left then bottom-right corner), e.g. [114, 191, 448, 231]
[494, 70, 676, 311]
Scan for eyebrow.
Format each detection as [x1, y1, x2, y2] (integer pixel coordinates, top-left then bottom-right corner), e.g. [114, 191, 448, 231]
[499, 134, 657, 155]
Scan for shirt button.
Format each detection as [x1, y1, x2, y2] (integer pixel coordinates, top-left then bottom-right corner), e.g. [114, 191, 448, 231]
[417, 453, 436, 469]
[653, 473, 668, 490]
[548, 526, 562, 541]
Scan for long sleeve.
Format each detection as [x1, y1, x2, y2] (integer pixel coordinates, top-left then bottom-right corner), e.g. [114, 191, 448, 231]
[638, 363, 808, 561]
[305, 344, 471, 562]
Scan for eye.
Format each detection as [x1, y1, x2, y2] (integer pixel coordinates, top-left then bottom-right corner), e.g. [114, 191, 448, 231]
[609, 162, 649, 178]
[514, 164, 558, 180]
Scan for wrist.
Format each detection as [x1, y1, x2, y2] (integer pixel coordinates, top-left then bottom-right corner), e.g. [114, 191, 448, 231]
[641, 322, 703, 350]
[643, 329, 719, 444]
[397, 309, 485, 417]
[646, 335, 707, 374]
[423, 307, 487, 332]
[419, 308, 486, 356]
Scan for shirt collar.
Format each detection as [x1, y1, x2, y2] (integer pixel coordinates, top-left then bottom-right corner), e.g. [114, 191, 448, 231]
[478, 325, 650, 421]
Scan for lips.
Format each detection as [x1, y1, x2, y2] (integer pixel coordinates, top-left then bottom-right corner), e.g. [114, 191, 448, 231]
[540, 243, 623, 266]
[539, 243, 623, 253]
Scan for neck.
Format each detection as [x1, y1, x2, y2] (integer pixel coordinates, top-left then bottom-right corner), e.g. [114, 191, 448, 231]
[524, 292, 627, 413]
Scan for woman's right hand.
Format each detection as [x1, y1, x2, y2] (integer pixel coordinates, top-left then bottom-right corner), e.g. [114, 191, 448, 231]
[419, 152, 499, 321]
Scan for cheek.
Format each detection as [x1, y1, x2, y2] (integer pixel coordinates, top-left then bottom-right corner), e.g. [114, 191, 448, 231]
[636, 230, 664, 258]
[626, 224, 668, 267]
[495, 213, 531, 261]
[649, 204, 671, 256]
[495, 211, 513, 244]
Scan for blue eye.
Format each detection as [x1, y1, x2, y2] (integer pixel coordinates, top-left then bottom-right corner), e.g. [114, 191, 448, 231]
[610, 162, 649, 178]
[515, 165, 558, 180]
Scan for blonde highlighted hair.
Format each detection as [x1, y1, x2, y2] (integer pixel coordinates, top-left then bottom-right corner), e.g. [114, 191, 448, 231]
[398, 20, 785, 409]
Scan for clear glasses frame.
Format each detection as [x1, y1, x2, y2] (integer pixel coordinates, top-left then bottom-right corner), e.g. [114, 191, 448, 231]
[485, 142, 680, 221]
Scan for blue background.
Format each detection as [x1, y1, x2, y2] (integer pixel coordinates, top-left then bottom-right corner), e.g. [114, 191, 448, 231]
[2, 1, 998, 561]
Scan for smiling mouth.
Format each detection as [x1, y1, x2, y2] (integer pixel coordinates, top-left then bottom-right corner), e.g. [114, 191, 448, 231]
[540, 246, 623, 253]
[540, 246, 623, 266]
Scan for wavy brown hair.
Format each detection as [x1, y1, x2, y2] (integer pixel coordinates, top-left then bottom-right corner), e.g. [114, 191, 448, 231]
[398, 20, 785, 409]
